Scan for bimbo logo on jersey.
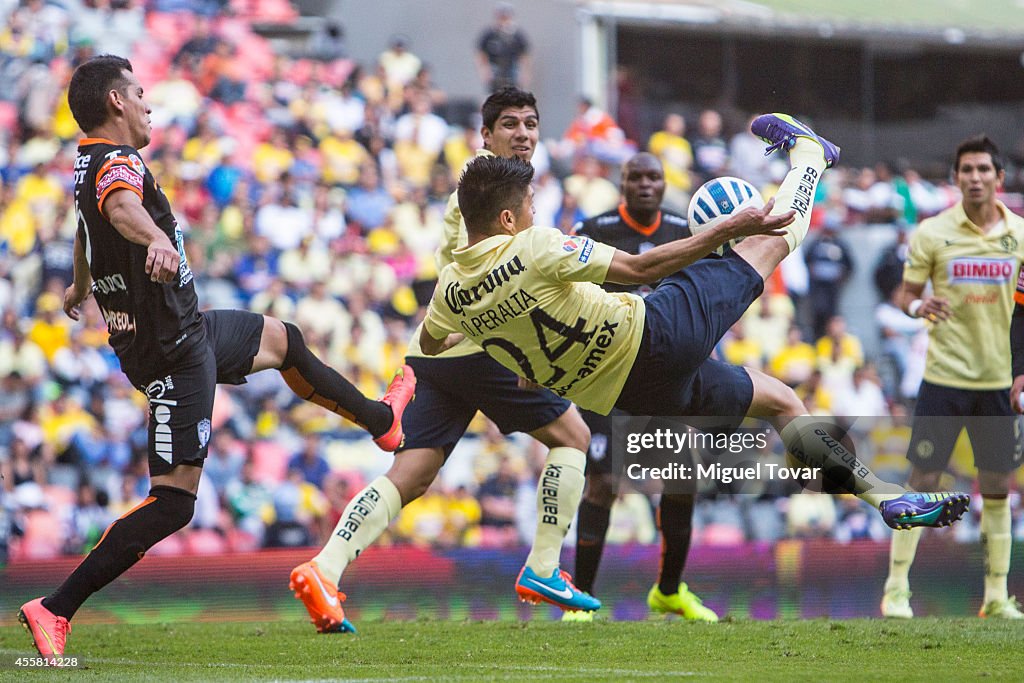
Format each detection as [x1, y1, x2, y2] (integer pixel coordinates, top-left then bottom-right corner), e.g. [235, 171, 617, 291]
[948, 257, 1016, 284]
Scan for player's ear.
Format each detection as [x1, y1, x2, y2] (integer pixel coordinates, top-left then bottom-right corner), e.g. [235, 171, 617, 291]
[480, 125, 493, 150]
[498, 207, 516, 234]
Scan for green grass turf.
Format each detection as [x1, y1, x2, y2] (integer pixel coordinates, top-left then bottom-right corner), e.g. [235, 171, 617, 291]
[1, 617, 1022, 681]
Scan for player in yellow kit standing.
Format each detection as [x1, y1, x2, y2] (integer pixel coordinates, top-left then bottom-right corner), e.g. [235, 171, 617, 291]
[421, 115, 971, 547]
[882, 136, 1024, 619]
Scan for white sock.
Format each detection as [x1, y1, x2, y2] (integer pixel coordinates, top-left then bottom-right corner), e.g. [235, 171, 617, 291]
[981, 496, 1012, 604]
[524, 447, 586, 577]
[313, 475, 402, 586]
[771, 139, 828, 252]
[779, 416, 904, 508]
[885, 526, 923, 593]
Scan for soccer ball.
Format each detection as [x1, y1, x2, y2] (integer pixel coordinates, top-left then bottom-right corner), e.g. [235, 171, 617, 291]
[686, 176, 765, 255]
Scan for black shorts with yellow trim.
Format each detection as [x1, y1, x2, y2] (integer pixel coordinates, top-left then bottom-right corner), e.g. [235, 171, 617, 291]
[907, 380, 1024, 473]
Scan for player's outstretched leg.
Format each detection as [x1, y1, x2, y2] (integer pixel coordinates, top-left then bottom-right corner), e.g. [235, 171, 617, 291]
[748, 370, 970, 528]
[515, 447, 601, 612]
[277, 321, 415, 451]
[779, 416, 970, 529]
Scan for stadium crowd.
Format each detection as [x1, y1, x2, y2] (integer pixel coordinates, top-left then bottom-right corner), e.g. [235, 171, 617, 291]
[1, 0, 1022, 563]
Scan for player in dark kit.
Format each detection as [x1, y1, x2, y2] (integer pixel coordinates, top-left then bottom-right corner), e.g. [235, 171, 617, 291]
[18, 55, 416, 660]
[566, 152, 717, 622]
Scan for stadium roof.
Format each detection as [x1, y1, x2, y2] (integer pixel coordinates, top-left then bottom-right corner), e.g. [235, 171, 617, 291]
[582, 0, 1024, 47]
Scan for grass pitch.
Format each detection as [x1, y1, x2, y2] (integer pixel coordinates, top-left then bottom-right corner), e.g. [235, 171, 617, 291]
[1, 618, 1022, 681]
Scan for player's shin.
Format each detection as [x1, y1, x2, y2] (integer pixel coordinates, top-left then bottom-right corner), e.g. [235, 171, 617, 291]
[525, 447, 586, 576]
[43, 486, 196, 620]
[771, 139, 828, 252]
[574, 498, 611, 594]
[313, 475, 402, 585]
[279, 322, 392, 437]
[779, 415, 904, 507]
[981, 496, 1012, 603]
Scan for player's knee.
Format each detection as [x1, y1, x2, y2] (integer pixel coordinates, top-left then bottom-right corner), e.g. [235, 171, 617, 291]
[150, 485, 196, 533]
[978, 470, 1012, 497]
[764, 380, 804, 417]
[281, 321, 306, 370]
[553, 407, 592, 452]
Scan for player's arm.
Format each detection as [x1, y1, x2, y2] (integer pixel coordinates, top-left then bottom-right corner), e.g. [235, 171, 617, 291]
[103, 189, 179, 284]
[897, 279, 951, 322]
[605, 198, 793, 285]
[63, 231, 92, 321]
[418, 298, 466, 356]
[419, 327, 465, 356]
[1010, 303, 1024, 414]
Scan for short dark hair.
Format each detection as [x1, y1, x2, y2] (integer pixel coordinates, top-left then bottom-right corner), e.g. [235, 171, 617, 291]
[68, 55, 134, 133]
[481, 87, 538, 131]
[457, 156, 534, 234]
[954, 135, 1003, 173]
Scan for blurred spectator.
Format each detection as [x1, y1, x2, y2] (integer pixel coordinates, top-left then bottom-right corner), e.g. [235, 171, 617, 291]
[563, 154, 619, 217]
[832, 363, 888, 420]
[308, 19, 346, 62]
[345, 161, 395, 231]
[786, 493, 836, 539]
[833, 495, 888, 543]
[477, 456, 521, 547]
[647, 112, 693, 210]
[288, 432, 331, 489]
[393, 91, 449, 187]
[378, 35, 421, 92]
[476, 2, 530, 91]
[560, 97, 633, 165]
[691, 109, 728, 183]
[729, 115, 781, 190]
[803, 224, 854, 338]
[203, 430, 246, 496]
[770, 325, 817, 388]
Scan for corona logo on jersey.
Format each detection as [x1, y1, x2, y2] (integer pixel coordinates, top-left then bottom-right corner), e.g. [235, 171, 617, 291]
[947, 257, 1016, 285]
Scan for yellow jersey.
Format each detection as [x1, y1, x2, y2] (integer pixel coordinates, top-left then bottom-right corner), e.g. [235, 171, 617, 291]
[423, 226, 646, 415]
[903, 200, 1024, 389]
[406, 149, 493, 359]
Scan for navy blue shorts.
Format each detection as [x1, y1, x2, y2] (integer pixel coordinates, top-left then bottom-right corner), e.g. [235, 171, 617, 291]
[906, 380, 1023, 473]
[400, 353, 572, 458]
[142, 310, 264, 477]
[615, 250, 762, 425]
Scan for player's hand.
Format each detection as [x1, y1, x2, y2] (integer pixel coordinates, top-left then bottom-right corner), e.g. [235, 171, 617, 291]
[1011, 375, 1024, 414]
[146, 237, 180, 284]
[917, 296, 952, 323]
[725, 198, 795, 239]
[517, 376, 544, 391]
[441, 333, 466, 352]
[63, 283, 90, 321]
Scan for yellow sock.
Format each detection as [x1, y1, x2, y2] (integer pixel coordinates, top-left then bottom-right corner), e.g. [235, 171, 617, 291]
[770, 138, 828, 252]
[525, 447, 586, 577]
[313, 475, 402, 585]
[885, 526, 923, 593]
[981, 496, 1012, 604]
[779, 416, 904, 508]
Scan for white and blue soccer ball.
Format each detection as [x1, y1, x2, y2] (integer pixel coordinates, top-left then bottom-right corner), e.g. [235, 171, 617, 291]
[687, 176, 765, 254]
